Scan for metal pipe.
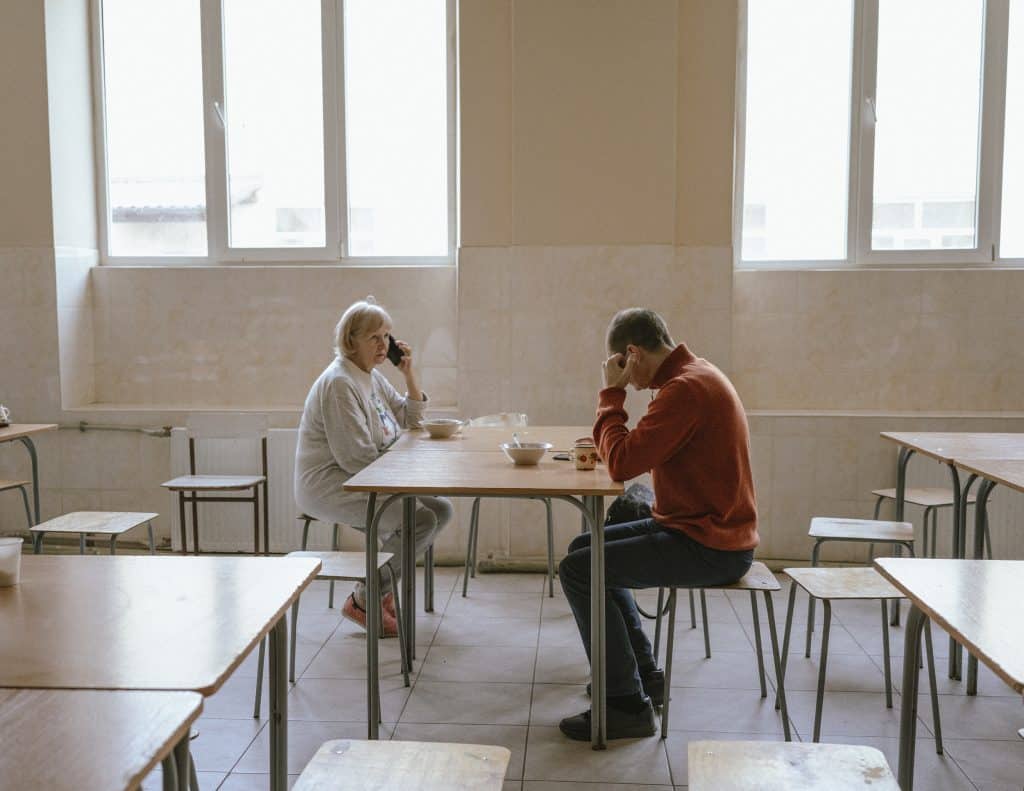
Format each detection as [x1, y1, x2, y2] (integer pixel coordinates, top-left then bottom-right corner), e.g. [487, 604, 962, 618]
[57, 421, 171, 437]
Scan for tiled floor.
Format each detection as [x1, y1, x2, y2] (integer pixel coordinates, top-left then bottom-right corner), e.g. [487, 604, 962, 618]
[142, 568, 1024, 790]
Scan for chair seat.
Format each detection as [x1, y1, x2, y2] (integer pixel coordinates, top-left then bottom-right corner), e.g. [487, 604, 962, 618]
[29, 511, 158, 536]
[161, 475, 265, 491]
[687, 740, 898, 790]
[676, 561, 780, 593]
[0, 479, 30, 492]
[785, 566, 901, 600]
[287, 550, 395, 582]
[294, 739, 511, 791]
[809, 517, 913, 542]
[872, 487, 976, 507]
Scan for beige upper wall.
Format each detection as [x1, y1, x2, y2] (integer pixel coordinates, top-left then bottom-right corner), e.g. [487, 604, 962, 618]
[459, 0, 738, 248]
[0, 0, 55, 247]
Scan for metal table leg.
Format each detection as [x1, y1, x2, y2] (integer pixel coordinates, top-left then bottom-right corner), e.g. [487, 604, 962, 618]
[946, 463, 962, 679]
[897, 603, 928, 791]
[403, 496, 417, 658]
[269, 616, 288, 790]
[364, 493, 380, 739]
[585, 494, 606, 750]
[16, 437, 41, 525]
[161, 748, 179, 791]
[966, 477, 997, 695]
[949, 468, 978, 679]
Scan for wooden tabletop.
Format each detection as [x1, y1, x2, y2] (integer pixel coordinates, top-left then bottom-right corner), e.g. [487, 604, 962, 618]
[0, 424, 58, 443]
[294, 739, 512, 791]
[390, 425, 595, 453]
[688, 740, 898, 790]
[0, 688, 202, 791]
[874, 558, 1024, 694]
[950, 458, 1024, 494]
[881, 432, 1024, 462]
[30, 511, 159, 535]
[785, 567, 901, 600]
[0, 555, 320, 694]
[344, 449, 623, 497]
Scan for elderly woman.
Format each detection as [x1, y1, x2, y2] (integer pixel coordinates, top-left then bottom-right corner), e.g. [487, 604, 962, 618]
[295, 297, 452, 636]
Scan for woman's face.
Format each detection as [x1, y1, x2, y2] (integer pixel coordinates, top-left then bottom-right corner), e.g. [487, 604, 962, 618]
[351, 322, 392, 371]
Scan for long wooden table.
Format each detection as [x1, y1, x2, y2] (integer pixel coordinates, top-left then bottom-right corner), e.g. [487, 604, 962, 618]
[0, 689, 202, 791]
[880, 432, 1024, 677]
[0, 423, 57, 524]
[344, 443, 623, 748]
[874, 558, 1024, 791]
[0, 555, 320, 791]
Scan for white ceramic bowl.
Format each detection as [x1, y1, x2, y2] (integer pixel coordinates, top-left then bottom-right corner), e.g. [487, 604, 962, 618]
[422, 418, 464, 439]
[500, 442, 553, 466]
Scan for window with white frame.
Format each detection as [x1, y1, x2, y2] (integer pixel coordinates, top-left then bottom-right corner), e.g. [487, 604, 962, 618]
[95, 0, 454, 264]
[738, 0, 1019, 267]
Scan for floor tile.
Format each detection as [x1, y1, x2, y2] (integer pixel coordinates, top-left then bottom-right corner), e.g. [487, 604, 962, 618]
[464, 571, 550, 594]
[189, 717, 265, 773]
[919, 693, 1024, 740]
[445, 592, 544, 619]
[392, 722, 529, 781]
[524, 726, 672, 785]
[300, 639, 410, 681]
[784, 691, 917, 740]
[287, 677, 410, 723]
[945, 737, 1024, 790]
[218, 773, 300, 790]
[670, 620, 754, 654]
[523, 784, 673, 790]
[234, 722, 392, 774]
[778, 652, 891, 694]
[529, 683, 589, 726]
[882, 654, 1018, 697]
[434, 615, 540, 647]
[140, 769, 225, 791]
[400, 681, 534, 725]
[417, 644, 538, 683]
[668, 649, 774, 691]
[663, 688, 788, 735]
[204, 671, 269, 721]
[534, 640, 591, 685]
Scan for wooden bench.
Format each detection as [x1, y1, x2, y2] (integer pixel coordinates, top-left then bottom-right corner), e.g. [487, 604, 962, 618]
[293, 739, 511, 790]
[687, 740, 898, 790]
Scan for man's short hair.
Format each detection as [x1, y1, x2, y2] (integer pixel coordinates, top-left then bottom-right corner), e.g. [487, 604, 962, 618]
[606, 308, 674, 355]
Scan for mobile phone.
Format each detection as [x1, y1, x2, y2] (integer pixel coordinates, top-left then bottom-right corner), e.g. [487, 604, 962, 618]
[387, 335, 405, 366]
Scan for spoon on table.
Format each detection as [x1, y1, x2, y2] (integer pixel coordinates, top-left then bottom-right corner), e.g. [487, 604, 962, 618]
[512, 432, 522, 448]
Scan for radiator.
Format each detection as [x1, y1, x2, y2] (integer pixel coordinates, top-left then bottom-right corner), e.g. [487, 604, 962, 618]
[169, 428, 362, 553]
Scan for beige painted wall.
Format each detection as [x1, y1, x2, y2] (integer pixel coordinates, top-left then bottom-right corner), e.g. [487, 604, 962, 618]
[3, 0, 1024, 562]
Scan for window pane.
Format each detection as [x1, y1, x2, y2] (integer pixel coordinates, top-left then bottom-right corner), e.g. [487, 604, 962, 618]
[872, 0, 983, 251]
[344, 0, 448, 257]
[223, 0, 326, 248]
[101, 0, 206, 256]
[741, 0, 853, 262]
[1001, 0, 1024, 258]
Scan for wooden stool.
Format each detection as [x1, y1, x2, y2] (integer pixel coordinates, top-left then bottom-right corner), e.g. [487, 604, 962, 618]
[293, 740, 511, 790]
[253, 551, 409, 721]
[872, 487, 984, 558]
[687, 740, 898, 790]
[807, 517, 914, 630]
[661, 562, 791, 741]
[0, 480, 32, 531]
[30, 511, 158, 555]
[782, 567, 942, 748]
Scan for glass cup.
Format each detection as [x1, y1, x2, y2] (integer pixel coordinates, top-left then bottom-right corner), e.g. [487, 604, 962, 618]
[0, 537, 24, 587]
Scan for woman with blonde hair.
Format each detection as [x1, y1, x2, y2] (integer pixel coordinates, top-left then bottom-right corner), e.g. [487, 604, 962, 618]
[294, 296, 452, 635]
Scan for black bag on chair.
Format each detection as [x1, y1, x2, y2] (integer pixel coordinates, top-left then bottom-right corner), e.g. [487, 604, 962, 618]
[604, 483, 655, 526]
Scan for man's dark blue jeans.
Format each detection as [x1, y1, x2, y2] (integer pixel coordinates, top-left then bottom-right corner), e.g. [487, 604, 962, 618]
[558, 518, 753, 699]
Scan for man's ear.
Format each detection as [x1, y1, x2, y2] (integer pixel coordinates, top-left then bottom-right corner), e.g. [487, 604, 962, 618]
[625, 344, 641, 359]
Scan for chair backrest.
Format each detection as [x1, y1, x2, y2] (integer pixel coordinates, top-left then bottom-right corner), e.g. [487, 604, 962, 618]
[185, 414, 269, 476]
[469, 413, 528, 428]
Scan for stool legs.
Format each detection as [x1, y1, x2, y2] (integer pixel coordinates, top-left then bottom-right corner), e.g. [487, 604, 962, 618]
[652, 587, 665, 662]
[660, 588, 678, 740]
[462, 498, 481, 597]
[806, 541, 823, 655]
[79, 533, 86, 554]
[763, 591, 791, 741]
[699, 591, 711, 659]
[329, 524, 340, 609]
[544, 498, 555, 597]
[689, 589, 696, 628]
[749, 591, 767, 698]
[253, 638, 266, 719]
[812, 599, 832, 742]
[148, 522, 156, 554]
[17, 485, 32, 530]
[425, 545, 434, 613]
[384, 562, 411, 686]
[178, 492, 188, 554]
[924, 620, 943, 754]
[289, 599, 299, 683]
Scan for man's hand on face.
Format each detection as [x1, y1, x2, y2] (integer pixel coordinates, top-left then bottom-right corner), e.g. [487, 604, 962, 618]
[603, 351, 637, 389]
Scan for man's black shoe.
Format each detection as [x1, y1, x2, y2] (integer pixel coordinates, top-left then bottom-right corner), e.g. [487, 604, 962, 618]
[558, 698, 657, 741]
[586, 667, 665, 707]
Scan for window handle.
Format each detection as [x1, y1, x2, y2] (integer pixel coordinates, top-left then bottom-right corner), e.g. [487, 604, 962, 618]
[865, 96, 878, 125]
[213, 100, 226, 130]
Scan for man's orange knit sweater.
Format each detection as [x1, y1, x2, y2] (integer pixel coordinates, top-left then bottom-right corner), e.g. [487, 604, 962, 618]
[593, 344, 759, 552]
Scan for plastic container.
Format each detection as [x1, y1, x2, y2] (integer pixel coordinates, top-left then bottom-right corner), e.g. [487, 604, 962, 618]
[0, 537, 23, 586]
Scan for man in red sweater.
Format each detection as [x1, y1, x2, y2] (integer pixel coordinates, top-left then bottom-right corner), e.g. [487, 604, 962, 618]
[558, 308, 758, 740]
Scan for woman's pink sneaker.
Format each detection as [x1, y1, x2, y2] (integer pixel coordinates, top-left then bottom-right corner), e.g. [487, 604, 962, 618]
[342, 593, 398, 638]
